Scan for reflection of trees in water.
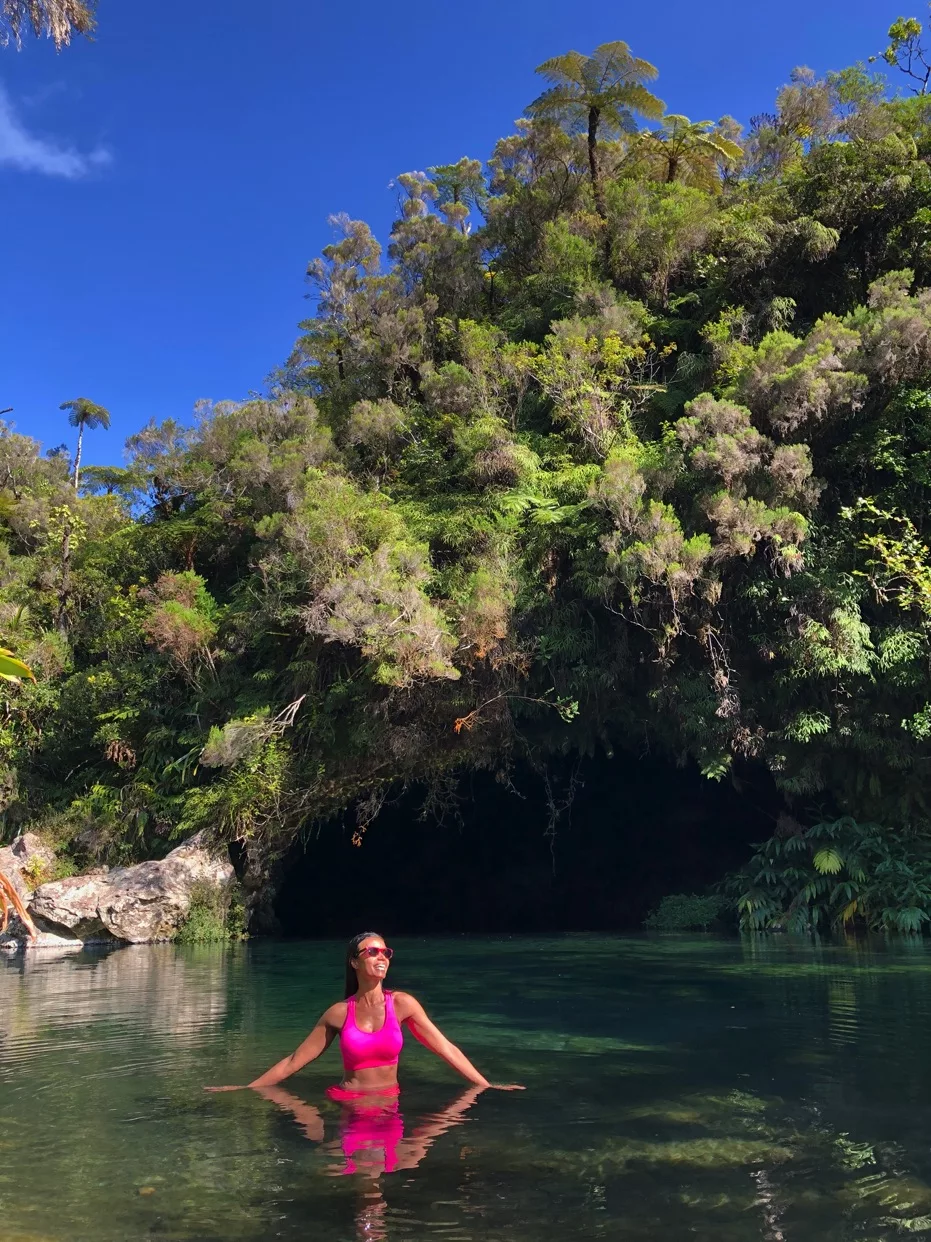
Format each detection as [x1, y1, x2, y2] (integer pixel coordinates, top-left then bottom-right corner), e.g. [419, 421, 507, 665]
[0, 943, 230, 1048]
[0, 945, 242, 1241]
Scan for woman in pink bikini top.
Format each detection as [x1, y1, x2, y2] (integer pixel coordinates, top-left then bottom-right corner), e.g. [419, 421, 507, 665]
[210, 931, 522, 1100]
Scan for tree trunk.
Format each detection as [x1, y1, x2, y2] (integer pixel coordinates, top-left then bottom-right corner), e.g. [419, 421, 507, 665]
[57, 513, 72, 634]
[666, 155, 678, 183]
[453, 186, 467, 235]
[588, 106, 606, 219]
[72, 421, 84, 490]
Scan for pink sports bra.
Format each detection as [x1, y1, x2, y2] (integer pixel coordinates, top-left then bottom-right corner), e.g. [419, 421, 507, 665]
[340, 990, 404, 1074]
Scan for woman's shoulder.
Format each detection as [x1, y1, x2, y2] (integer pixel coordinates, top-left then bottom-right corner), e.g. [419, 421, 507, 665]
[322, 999, 350, 1027]
[389, 990, 421, 1018]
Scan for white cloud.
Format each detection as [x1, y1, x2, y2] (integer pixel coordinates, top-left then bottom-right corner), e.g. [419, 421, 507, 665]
[0, 83, 110, 178]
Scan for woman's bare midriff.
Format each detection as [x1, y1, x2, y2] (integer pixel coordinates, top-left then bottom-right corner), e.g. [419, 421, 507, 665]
[339, 1064, 400, 1092]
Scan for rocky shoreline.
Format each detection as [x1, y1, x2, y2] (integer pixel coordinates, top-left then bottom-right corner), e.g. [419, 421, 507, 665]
[0, 831, 235, 952]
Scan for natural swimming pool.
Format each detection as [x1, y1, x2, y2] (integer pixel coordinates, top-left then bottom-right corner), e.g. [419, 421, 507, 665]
[3, 934, 931, 1240]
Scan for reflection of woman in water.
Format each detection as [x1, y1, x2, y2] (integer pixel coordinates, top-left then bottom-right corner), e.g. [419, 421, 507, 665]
[256, 1084, 486, 1241]
[208, 930, 523, 1105]
[255, 1082, 485, 1177]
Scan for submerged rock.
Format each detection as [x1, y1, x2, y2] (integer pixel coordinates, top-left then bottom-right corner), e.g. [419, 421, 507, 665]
[20, 831, 234, 946]
[0, 927, 85, 953]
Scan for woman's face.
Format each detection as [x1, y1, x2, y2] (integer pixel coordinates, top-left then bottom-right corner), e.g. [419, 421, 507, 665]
[353, 935, 391, 986]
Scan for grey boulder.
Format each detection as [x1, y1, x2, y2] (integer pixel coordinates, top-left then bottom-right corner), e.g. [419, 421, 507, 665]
[28, 870, 112, 939]
[29, 831, 234, 944]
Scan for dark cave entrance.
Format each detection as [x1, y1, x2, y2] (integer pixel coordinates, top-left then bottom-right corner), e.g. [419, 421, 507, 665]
[274, 751, 783, 937]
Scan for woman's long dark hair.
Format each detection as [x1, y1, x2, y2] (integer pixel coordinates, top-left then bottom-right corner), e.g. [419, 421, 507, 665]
[344, 931, 383, 998]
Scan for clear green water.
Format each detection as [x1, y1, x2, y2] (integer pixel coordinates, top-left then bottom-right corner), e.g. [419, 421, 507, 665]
[4, 936, 931, 1241]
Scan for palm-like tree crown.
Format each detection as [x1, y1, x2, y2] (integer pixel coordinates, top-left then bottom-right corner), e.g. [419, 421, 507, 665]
[60, 397, 111, 432]
[527, 41, 664, 217]
[60, 397, 111, 490]
[529, 41, 664, 136]
[637, 115, 744, 188]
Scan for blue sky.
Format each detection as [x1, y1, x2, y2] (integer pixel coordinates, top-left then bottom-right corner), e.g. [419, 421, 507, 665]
[0, 0, 912, 466]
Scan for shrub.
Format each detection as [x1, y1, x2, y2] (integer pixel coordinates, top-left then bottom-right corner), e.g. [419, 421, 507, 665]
[643, 893, 730, 930]
[175, 881, 247, 944]
[20, 852, 77, 890]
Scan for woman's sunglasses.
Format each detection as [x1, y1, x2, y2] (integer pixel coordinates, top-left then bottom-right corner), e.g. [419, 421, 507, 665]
[357, 946, 394, 960]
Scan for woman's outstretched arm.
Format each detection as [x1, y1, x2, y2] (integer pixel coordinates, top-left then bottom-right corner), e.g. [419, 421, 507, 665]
[394, 993, 523, 1090]
[204, 1004, 343, 1092]
[247, 1010, 340, 1087]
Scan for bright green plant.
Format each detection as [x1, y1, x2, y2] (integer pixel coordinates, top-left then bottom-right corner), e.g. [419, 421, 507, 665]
[175, 881, 246, 944]
[634, 115, 743, 189]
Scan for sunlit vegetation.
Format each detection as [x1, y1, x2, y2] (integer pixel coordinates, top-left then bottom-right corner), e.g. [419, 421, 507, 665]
[5, 17, 931, 928]
[175, 880, 247, 943]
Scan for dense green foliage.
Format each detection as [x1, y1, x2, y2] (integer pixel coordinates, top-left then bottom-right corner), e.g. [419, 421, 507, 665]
[175, 881, 246, 943]
[643, 893, 730, 931]
[727, 815, 931, 933]
[7, 22, 931, 927]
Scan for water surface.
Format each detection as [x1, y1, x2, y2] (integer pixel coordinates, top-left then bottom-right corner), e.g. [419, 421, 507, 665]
[3, 935, 931, 1240]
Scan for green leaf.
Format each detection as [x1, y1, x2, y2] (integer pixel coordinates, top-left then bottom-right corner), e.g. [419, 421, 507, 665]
[813, 848, 844, 875]
[0, 647, 35, 683]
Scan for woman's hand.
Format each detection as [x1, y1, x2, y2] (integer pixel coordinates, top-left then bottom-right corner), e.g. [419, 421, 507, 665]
[203, 1085, 246, 1093]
